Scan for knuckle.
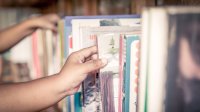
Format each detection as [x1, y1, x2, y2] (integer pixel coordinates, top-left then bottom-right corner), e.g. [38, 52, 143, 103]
[93, 60, 101, 68]
[68, 52, 81, 62]
[67, 53, 75, 61]
[70, 52, 78, 57]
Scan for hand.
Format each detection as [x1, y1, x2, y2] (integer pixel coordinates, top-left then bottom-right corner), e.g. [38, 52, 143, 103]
[59, 46, 108, 95]
[26, 14, 60, 32]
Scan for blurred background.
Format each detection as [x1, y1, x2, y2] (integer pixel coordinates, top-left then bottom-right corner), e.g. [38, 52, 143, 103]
[0, 0, 199, 79]
[0, 0, 155, 83]
[0, 0, 199, 16]
[0, 0, 199, 112]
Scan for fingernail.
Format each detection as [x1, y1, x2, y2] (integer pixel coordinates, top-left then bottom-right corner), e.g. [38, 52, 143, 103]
[101, 58, 108, 65]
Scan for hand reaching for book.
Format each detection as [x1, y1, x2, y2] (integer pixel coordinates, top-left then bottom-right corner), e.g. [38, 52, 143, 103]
[26, 14, 60, 32]
[59, 46, 108, 95]
[0, 14, 60, 53]
[0, 16, 106, 112]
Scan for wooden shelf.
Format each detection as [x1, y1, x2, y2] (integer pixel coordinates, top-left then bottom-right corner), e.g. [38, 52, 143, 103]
[162, 0, 200, 5]
[0, 0, 57, 8]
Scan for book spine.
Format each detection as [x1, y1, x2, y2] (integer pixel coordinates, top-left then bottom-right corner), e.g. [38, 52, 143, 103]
[124, 36, 139, 112]
[74, 92, 82, 112]
[118, 34, 125, 112]
[32, 31, 42, 79]
[129, 40, 140, 112]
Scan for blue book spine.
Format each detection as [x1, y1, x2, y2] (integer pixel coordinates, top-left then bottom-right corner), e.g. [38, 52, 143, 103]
[124, 36, 139, 112]
[74, 92, 82, 112]
[67, 96, 71, 112]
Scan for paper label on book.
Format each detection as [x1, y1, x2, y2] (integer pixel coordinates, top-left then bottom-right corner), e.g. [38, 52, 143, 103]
[98, 33, 120, 112]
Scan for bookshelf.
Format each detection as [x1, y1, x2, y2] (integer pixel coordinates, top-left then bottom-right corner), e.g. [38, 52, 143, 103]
[0, 1, 151, 112]
[0, 0, 157, 15]
[0, 0, 199, 112]
[0, 0, 199, 15]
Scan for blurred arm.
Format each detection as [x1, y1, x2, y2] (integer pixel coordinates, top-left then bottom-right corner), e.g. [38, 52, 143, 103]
[0, 74, 68, 112]
[0, 14, 60, 53]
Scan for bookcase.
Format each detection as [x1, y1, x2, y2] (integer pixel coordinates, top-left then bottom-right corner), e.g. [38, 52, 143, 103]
[0, 1, 199, 112]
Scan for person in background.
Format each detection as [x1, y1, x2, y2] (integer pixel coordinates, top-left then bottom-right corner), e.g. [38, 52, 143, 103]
[0, 14, 107, 112]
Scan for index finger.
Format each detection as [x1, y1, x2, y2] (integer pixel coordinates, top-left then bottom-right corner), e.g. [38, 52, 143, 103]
[77, 46, 98, 62]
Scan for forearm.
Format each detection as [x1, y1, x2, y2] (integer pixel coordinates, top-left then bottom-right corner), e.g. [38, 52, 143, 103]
[0, 20, 35, 53]
[0, 74, 68, 112]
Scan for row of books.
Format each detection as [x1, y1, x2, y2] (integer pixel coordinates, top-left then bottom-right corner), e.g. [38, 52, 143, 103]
[58, 7, 200, 112]
[59, 15, 141, 112]
[18, 14, 140, 112]
[14, 15, 141, 112]
[2, 6, 200, 112]
[0, 8, 63, 111]
[0, 8, 38, 83]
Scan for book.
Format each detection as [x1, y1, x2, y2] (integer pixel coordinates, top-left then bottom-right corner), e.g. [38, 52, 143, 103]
[97, 33, 140, 112]
[72, 18, 140, 51]
[32, 30, 42, 78]
[80, 26, 140, 112]
[69, 15, 140, 112]
[124, 35, 139, 112]
[129, 39, 140, 112]
[97, 33, 120, 112]
[64, 15, 140, 56]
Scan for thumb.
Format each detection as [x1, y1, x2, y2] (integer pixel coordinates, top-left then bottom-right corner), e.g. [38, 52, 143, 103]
[80, 59, 108, 74]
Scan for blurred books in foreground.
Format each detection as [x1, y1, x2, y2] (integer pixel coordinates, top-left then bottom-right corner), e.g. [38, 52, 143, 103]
[138, 7, 200, 112]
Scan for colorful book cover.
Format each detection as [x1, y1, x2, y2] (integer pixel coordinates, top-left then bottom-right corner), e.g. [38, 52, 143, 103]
[67, 96, 71, 112]
[64, 15, 140, 112]
[124, 35, 139, 112]
[64, 15, 140, 56]
[119, 34, 140, 112]
[72, 18, 140, 52]
[32, 31, 42, 79]
[118, 34, 126, 112]
[129, 38, 140, 112]
[45, 30, 54, 76]
[74, 92, 82, 112]
[41, 30, 48, 77]
[80, 26, 140, 112]
[97, 33, 120, 112]
[58, 20, 65, 65]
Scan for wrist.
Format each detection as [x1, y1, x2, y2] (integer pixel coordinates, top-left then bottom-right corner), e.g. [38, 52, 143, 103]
[55, 72, 72, 94]
[23, 18, 36, 29]
[19, 19, 37, 34]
